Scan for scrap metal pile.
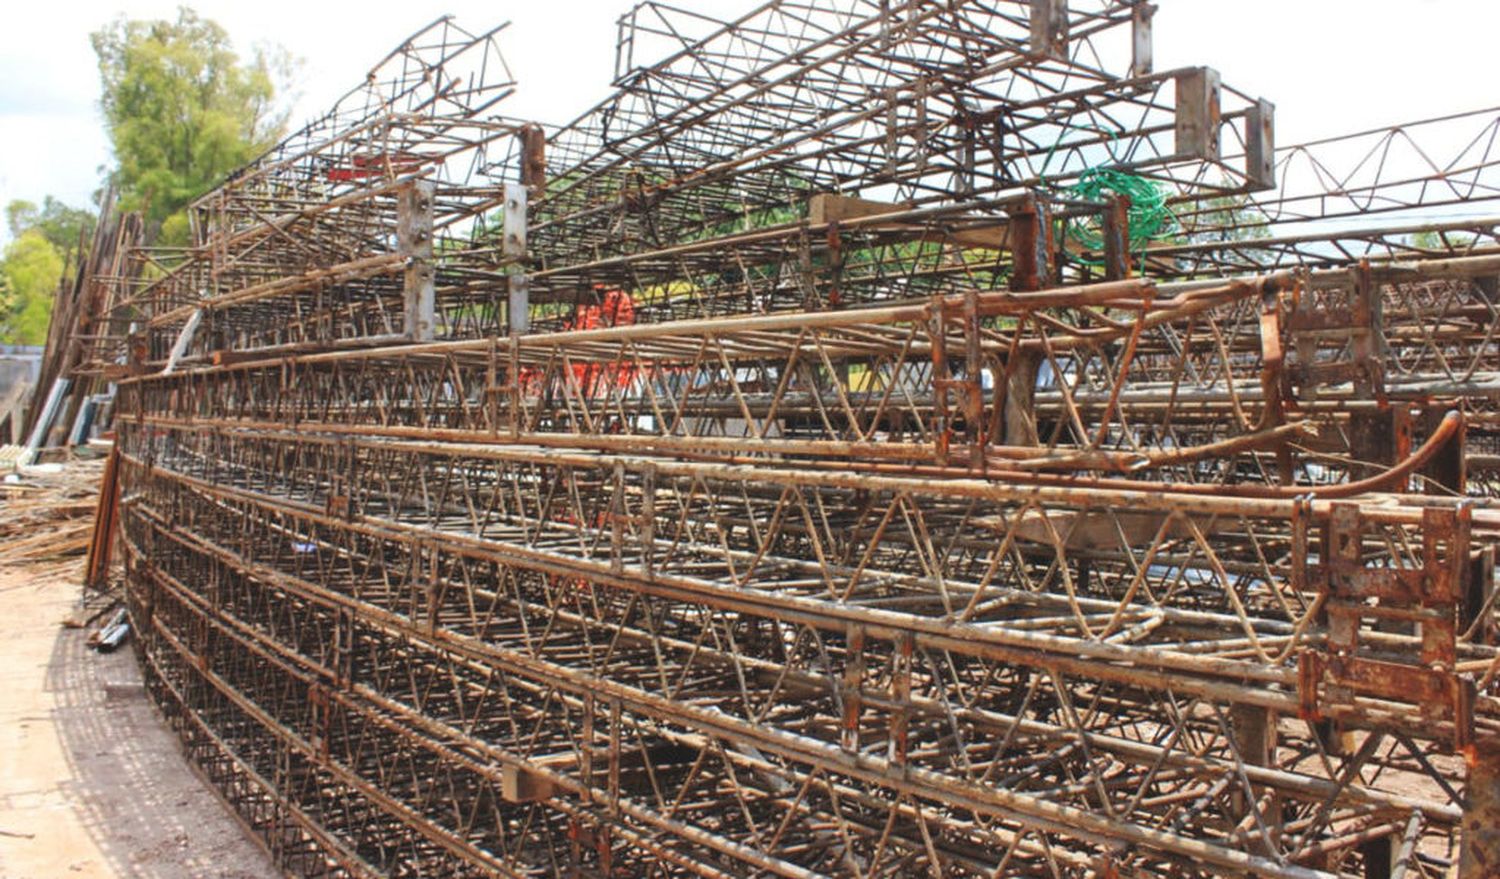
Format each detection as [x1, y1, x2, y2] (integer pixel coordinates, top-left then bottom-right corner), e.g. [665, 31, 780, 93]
[90, 3, 1500, 877]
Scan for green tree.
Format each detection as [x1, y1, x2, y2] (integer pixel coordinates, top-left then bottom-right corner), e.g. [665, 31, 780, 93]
[1175, 194, 1271, 245]
[1, 196, 94, 345]
[1407, 228, 1477, 252]
[0, 231, 65, 345]
[5, 197, 96, 254]
[92, 7, 293, 243]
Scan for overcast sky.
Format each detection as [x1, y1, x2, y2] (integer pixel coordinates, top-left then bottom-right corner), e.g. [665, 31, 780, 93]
[1, 0, 1495, 244]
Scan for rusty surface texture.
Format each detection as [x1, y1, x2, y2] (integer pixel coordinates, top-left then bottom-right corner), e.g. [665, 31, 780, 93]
[78, 3, 1500, 877]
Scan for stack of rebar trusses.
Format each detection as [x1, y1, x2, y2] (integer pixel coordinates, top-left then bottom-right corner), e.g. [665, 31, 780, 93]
[89, 3, 1500, 876]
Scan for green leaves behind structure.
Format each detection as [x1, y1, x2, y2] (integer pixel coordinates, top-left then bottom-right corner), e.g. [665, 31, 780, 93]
[0, 231, 65, 345]
[5, 197, 96, 254]
[92, 7, 295, 243]
[1, 197, 92, 345]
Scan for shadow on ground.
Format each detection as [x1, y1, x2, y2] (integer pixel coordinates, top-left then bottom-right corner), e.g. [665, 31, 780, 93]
[41, 605, 277, 879]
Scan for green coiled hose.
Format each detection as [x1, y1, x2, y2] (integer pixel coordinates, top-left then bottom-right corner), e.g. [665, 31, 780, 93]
[1062, 167, 1178, 258]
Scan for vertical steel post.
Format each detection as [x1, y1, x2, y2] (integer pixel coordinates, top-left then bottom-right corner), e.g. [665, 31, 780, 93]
[398, 180, 436, 342]
[1459, 743, 1500, 878]
[504, 182, 530, 336]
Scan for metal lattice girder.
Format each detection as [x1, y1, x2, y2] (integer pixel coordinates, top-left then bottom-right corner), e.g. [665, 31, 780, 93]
[533, 1, 1272, 269]
[1143, 216, 1500, 278]
[83, 2, 1500, 876]
[1122, 107, 1500, 275]
[86, 20, 1500, 379]
[115, 1, 1284, 366]
[117, 434, 1488, 876]
[188, 16, 518, 243]
[99, 17, 527, 368]
[1181, 106, 1500, 238]
[118, 259, 1500, 493]
[125, 171, 529, 361]
[118, 423, 1498, 733]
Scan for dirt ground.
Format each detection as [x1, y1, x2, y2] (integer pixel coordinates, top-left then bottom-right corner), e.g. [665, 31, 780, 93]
[0, 560, 278, 879]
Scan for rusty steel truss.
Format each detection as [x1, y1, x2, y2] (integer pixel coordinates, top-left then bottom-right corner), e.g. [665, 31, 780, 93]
[88, 3, 1500, 877]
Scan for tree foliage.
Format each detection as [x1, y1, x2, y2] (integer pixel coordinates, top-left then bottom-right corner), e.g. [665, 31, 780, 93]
[2, 194, 93, 346]
[1407, 228, 1477, 252]
[92, 7, 293, 242]
[5, 197, 96, 255]
[1176, 194, 1271, 245]
[0, 231, 65, 345]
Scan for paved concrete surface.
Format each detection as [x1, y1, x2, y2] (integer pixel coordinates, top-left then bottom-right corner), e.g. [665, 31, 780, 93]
[0, 562, 278, 879]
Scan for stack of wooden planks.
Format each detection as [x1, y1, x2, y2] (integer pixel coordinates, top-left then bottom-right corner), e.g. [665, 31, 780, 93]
[0, 457, 104, 567]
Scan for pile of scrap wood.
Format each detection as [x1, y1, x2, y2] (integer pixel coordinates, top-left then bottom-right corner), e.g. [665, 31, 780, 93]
[0, 456, 105, 567]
